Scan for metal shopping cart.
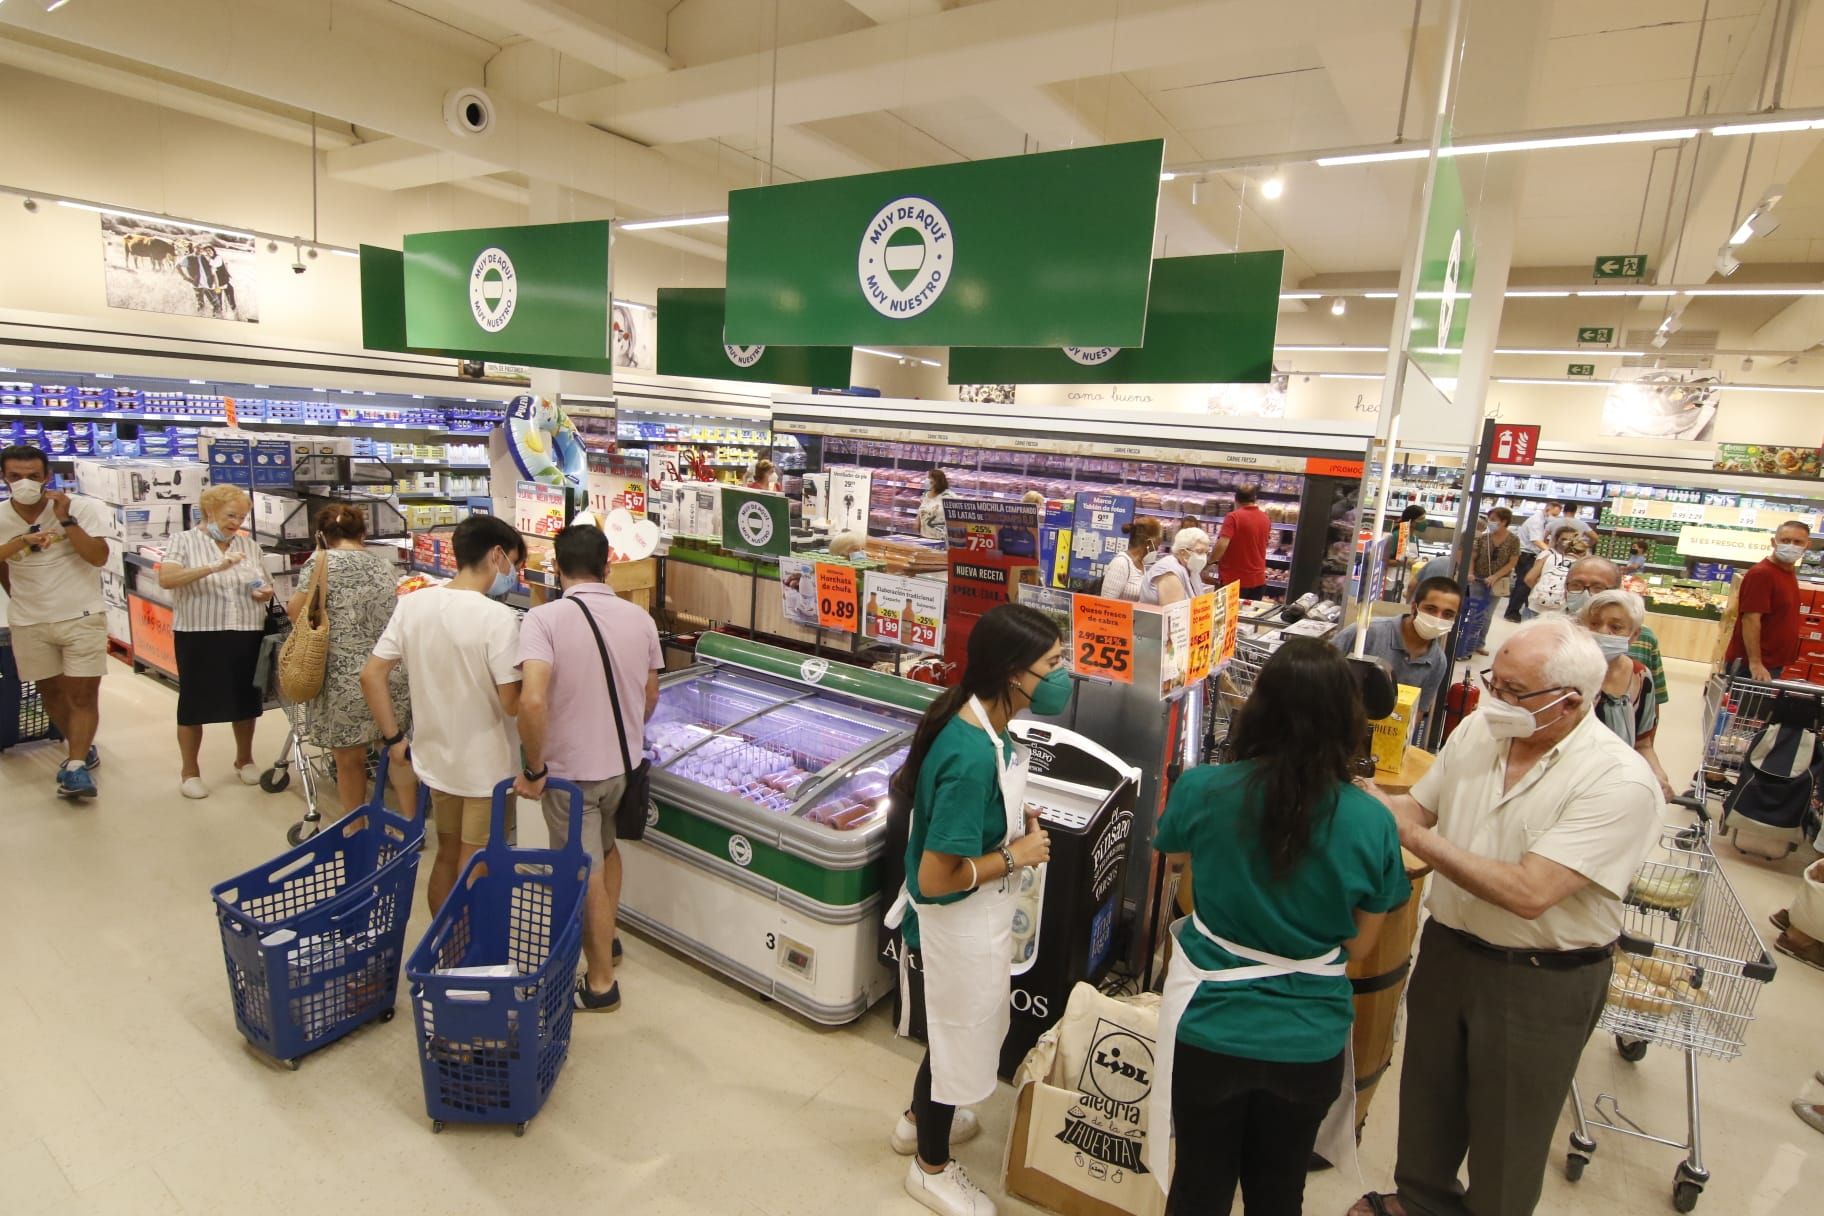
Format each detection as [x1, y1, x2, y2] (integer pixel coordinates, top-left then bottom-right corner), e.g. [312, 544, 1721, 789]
[253, 626, 378, 846]
[1207, 633, 1273, 759]
[1693, 670, 1823, 858]
[1563, 821, 1778, 1212]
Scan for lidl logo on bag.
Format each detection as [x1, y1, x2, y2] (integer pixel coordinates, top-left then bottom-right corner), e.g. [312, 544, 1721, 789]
[1080, 1022, 1154, 1105]
[469, 247, 518, 332]
[724, 344, 766, 368]
[858, 197, 952, 318]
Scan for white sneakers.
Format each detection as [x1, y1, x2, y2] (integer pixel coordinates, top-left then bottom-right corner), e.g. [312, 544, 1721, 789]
[235, 764, 262, 786]
[180, 777, 210, 800]
[904, 1159, 996, 1216]
[890, 1108, 981, 1156]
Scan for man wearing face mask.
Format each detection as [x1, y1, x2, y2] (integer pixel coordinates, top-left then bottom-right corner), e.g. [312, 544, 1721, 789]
[1331, 576, 1461, 740]
[1724, 520, 1813, 682]
[0, 444, 114, 799]
[362, 514, 526, 914]
[1561, 556, 1668, 711]
[1347, 616, 1660, 1216]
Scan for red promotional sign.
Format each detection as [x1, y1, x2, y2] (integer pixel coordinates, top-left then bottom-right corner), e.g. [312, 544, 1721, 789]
[1489, 423, 1541, 466]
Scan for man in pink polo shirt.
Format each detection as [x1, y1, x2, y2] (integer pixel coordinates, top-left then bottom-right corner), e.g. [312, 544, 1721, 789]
[513, 524, 663, 1013]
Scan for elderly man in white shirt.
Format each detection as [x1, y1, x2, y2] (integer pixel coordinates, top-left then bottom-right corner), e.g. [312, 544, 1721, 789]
[1349, 615, 1661, 1216]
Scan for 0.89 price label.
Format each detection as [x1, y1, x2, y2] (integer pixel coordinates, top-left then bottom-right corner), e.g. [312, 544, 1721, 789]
[1070, 593, 1135, 685]
[816, 563, 860, 633]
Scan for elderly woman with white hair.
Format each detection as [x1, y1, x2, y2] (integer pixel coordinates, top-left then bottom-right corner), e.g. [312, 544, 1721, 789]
[1577, 587, 1676, 799]
[157, 484, 272, 799]
[1143, 525, 1210, 607]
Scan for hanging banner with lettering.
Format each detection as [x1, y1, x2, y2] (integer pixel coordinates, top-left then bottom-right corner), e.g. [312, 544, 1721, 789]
[945, 498, 1043, 672]
[1071, 594, 1135, 685]
[829, 467, 873, 536]
[402, 221, 612, 359]
[1159, 599, 1192, 700]
[815, 562, 861, 632]
[657, 287, 852, 387]
[1067, 492, 1138, 589]
[726, 140, 1163, 347]
[1219, 582, 1243, 666]
[949, 251, 1283, 385]
[1187, 592, 1217, 684]
[862, 571, 946, 655]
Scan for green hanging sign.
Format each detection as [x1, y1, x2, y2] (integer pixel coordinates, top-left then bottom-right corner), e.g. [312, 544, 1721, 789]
[719, 486, 792, 559]
[402, 220, 612, 359]
[725, 140, 1163, 348]
[947, 251, 1283, 384]
[657, 288, 852, 387]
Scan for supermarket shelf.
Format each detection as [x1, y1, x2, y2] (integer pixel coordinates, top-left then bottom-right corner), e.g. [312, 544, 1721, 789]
[1603, 525, 1682, 539]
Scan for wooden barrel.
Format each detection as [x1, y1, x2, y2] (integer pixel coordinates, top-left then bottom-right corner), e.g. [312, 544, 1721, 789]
[1348, 849, 1430, 1129]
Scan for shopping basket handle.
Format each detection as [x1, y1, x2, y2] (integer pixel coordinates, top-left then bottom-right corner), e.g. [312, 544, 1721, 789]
[487, 776, 588, 858]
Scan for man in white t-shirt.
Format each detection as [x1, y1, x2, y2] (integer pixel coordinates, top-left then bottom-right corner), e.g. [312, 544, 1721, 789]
[362, 514, 525, 914]
[0, 445, 116, 800]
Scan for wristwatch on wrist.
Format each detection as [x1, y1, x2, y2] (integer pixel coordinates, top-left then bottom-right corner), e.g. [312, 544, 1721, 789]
[522, 764, 549, 781]
[58, 518, 77, 529]
[380, 729, 406, 748]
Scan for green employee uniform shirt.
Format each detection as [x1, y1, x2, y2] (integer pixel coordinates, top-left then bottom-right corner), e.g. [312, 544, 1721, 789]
[902, 712, 1014, 949]
[1155, 761, 1410, 1063]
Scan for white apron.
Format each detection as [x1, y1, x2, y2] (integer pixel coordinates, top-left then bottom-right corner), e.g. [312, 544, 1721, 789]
[886, 699, 1031, 1106]
[1146, 911, 1360, 1192]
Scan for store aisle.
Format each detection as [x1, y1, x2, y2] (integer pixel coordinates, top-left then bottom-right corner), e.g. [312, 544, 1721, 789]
[3, 663, 1823, 1216]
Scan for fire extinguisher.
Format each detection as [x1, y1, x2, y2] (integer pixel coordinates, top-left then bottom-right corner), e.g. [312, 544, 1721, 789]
[1442, 669, 1480, 741]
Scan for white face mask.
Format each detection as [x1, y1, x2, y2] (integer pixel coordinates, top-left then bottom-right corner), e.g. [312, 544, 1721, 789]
[1774, 542, 1807, 566]
[1479, 690, 1574, 740]
[1411, 612, 1452, 641]
[1563, 589, 1593, 617]
[1185, 553, 1208, 577]
[8, 478, 43, 506]
[1593, 633, 1631, 661]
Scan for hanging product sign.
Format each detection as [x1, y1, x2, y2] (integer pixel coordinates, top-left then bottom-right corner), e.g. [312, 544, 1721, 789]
[504, 394, 589, 490]
[670, 482, 723, 540]
[1713, 443, 1824, 479]
[656, 288, 853, 387]
[725, 140, 1163, 347]
[815, 562, 861, 632]
[1067, 493, 1138, 590]
[1219, 582, 1243, 665]
[944, 499, 1043, 671]
[586, 455, 649, 521]
[1409, 129, 1475, 391]
[1158, 599, 1192, 700]
[779, 556, 820, 628]
[1016, 585, 1077, 673]
[1186, 592, 1217, 684]
[1039, 499, 1075, 590]
[514, 480, 567, 537]
[862, 571, 945, 655]
[402, 221, 612, 359]
[719, 486, 792, 559]
[829, 468, 873, 535]
[801, 472, 832, 530]
[1070, 595, 1135, 685]
[947, 251, 1283, 385]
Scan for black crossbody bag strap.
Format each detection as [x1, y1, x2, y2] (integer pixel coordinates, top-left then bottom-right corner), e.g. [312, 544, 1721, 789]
[573, 597, 636, 775]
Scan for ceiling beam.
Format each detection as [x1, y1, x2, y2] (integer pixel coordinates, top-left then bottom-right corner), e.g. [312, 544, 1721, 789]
[437, 0, 676, 79]
[842, 1, 949, 21]
[559, 0, 1425, 147]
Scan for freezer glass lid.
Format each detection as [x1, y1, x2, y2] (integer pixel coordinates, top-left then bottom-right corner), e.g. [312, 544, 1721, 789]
[660, 694, 907, 816]
[646, 671, 796, 767]
[800, 744, 905, 834]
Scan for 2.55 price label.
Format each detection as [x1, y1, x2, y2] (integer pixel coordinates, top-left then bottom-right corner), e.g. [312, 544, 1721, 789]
[816, 563, 860, 633]
[1070, 593, 1135, 685]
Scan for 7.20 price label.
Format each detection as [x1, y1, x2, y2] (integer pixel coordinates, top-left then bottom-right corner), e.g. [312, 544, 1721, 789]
[815, 563, 860, 633]
[1069, 594, 1135, 685]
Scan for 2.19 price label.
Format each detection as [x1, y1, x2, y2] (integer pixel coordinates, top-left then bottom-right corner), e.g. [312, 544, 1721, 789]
[815, 563, 860, 633]
[1070, 593, 1135, 685]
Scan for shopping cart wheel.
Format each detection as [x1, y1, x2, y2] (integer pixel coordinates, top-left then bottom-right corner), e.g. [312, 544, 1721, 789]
[1673, 1180, 1702, 1212]
[377, 1007, 395, 1023]
[514, 1122, 527, 1137]
[432, 1120, 445, 1134]
[260, 767, 290, 793]
[1565, 1153, 1588, 1182]
[284, 1058, 299, 1072]
[285, 820, 320, 847]
[1616, 1036, 1649, 1062]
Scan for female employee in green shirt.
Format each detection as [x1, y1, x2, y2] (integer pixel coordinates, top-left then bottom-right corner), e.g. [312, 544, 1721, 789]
[884, 603, 1065, 1216]
[1149, 638, 1410, 1216]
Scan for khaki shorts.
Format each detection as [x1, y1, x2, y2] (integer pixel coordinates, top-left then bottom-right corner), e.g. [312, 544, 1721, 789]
[541, 774, 628, 865]
[429, 788, 516, 848]
[11, 614, 108, 682]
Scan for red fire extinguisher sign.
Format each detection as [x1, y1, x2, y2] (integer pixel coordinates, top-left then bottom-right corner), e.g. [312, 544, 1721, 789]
[1489, 423, 1541, 466]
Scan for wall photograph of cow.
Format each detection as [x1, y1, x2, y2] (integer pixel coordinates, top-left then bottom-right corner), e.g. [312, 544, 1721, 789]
[98, 214, 260, 324]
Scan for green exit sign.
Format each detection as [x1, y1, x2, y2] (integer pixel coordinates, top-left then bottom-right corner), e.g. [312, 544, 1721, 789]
[1568, 363, 1596, 377]
[1577, 326, 1614, 344]
[1593, 254, 1647, 279]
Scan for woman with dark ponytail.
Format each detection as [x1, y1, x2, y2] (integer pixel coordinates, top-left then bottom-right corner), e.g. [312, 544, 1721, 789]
[1145, 637, 1410, 1215]
[884, 602, 1067, 1216]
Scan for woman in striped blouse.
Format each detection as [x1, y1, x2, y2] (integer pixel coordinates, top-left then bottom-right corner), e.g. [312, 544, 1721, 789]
[157, 485, 272, 799]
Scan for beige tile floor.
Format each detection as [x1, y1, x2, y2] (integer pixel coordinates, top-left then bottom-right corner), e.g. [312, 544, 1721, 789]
[1, 634, 1820, 1216]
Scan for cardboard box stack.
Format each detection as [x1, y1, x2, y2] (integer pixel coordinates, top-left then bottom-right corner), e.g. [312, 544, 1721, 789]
[71, 458, 207, 647]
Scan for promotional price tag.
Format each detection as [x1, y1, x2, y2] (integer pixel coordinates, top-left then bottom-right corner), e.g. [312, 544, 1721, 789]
[816, 563, 860, 632]
[904, 610, 939, 651]
[962, 524, 997, 552]
[1670, 502, 1706, 524]
[1070, 594, 1135, 684]
[1187, 593, 1217, 683]
[1219, 582, 1243, 666]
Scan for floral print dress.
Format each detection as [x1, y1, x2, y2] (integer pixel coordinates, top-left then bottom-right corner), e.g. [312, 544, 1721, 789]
[302, 549, 411, 749]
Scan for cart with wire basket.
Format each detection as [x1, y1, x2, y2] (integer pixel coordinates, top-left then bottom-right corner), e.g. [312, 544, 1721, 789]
[0, 627, 62, 752]
[211, 749, 427, 1069]
[254, 624, 381, 845]
[406, 777, 589, 1135]
[1563, 821, 1778, 1212]
[1207, 632, 1273, 759]
[1693, 670, 1823, 857]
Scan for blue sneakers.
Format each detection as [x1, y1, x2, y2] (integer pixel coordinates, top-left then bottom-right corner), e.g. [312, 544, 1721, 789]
[57, 763, 98, 800]
[84, 746, 100, 770]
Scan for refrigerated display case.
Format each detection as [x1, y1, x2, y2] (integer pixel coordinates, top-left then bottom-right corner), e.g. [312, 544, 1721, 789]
[617, 632, 940, 1025]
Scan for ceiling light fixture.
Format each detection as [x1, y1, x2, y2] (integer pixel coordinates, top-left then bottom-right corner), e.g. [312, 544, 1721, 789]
[855, 346, 941, 368]
[46, 0, 72, 11]
[1330, 297, 1347, 316]
[1711, 118, 1824, 136]
[56, 199, 254, 240]
[1259, 175, 1285, 200]
[1714, 246, 1742, 276]
[1159, 172, 1178, 182]
[1314, 148, 1431, 167]
[1278, 291, 1323, 300]
[1275, 344, 1389, 353]
[1505, 290, 1572, 297]
[616, 213, 729, 231]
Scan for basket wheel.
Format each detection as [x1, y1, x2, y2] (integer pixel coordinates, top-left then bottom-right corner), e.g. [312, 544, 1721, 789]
[1616, 1036, 1649, 1063]
[261, 767, 291, 794]
[377, 1007, 395, 1023]
[1565, 1153, 1588, 1183]
[1673, 1179, 1702, 1212]
[285, 821, 320, 847]
[284, 1058, 300, 1072]
[432, 1120, 445, 1134]
[514, 1122, 528, 1137]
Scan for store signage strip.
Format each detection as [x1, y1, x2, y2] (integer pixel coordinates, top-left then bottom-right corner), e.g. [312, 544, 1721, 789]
[656, 288, 852, 389]
[725, 140, 1163, 347]
[402, 221, 612, 359]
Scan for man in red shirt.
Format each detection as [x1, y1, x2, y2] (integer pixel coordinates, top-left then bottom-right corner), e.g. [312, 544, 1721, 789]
[1212, 484, 1272, 598]
[1725, 520, 1812, 680]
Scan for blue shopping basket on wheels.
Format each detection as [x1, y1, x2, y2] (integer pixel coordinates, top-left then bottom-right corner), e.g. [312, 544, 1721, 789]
[212, 750, 426, 1069]
[406, 778, 588, 1135]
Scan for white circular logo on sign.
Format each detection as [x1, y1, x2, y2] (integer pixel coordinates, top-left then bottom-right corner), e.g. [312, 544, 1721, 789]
[644, 801, 659, 829]
[728, 834, 754, 867]
[736, 500, 774, 548]
[724, 344, 766, 368]
[469, 247, 518, 333]
[858, 196, 953, 319]
[1064, 346, 1121, 366]
[1437, 227, 1463, 345]
[799, 658, 829, 684]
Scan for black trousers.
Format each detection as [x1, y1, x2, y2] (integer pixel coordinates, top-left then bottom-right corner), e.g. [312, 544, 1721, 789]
[905, 949, 957, 1168]
[1166, 1039, 1344, 1216]
[1503, 551, 1537, 620]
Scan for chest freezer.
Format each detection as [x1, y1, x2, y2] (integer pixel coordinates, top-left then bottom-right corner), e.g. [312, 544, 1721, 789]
[882, 719, 1140, 1077]
[617, 632, 938, 1025]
